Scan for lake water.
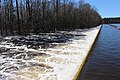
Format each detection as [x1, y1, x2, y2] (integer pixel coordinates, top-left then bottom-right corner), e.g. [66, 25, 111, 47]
[78, 24, 120, 80]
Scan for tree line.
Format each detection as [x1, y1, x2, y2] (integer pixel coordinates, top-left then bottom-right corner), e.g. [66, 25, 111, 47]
[103, 17, 120, 24]
[0, 0, 102, 36]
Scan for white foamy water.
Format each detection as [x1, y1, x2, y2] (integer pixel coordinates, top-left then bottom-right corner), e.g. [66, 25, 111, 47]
[0, 27, 100, 80]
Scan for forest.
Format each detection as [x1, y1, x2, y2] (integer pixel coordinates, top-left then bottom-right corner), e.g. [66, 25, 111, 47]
[103, 17, 120, 24]
[0, 0, 102, 36]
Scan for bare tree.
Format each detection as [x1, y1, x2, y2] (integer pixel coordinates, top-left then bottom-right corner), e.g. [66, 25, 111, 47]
[42, 0, 46, 29]
[9, 0, 14, 34]
[16, 0, 21, 34]
[0, 0, 102, 36]
[0, 0, 2, 35]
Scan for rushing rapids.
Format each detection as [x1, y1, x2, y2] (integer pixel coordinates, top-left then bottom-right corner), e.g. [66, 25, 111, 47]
[0, 27, 100, 80]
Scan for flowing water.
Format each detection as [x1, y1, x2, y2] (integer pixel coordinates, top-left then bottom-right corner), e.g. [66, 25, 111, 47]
[0, 29, 88, 80]
[78, 24, 120, 80]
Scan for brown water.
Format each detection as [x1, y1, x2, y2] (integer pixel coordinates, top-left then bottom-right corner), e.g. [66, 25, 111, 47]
[78, 24, 120, 80]
[0, 29, 86, 80]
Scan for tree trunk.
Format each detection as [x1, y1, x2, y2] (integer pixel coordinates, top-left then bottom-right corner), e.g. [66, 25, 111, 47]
[42, 0, 46, 29]
[9, 0, 14, 35]
[0, 0, 2, 35]
[16, 0, 21, 35]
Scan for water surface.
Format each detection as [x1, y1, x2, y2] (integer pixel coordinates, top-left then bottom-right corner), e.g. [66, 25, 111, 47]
[78, 24, 120, 80]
